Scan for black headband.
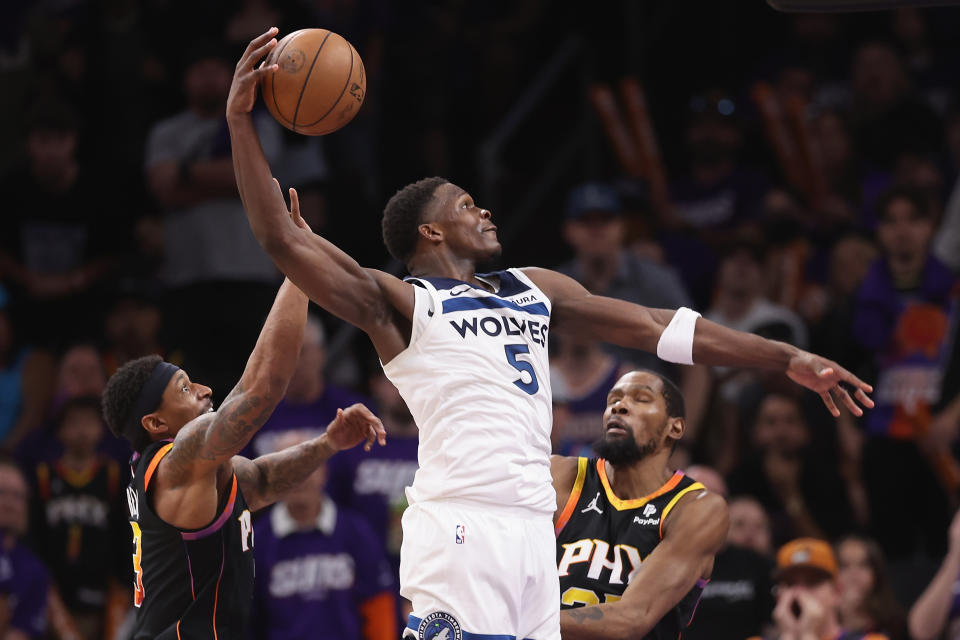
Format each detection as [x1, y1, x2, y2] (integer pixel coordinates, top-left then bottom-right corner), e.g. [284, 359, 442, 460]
[125, 362, 180, 438]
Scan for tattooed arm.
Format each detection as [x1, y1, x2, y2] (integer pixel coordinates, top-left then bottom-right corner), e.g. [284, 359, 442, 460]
[233, 404, 386, 511]
[560, 491, 728, 640]
[151, 279, 308, 529]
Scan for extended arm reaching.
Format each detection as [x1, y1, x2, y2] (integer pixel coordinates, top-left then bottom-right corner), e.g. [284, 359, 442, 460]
[161, 278, 308, 484]
[225, 28, 413, 361]
[524, 268, 873, 417]
[233, 404, 386, 511]
[560, 491, 728, 640]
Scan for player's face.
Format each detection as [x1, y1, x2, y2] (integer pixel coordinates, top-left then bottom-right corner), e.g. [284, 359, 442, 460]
[600, 372, 677, 459]
[156, 370, 214, 434]
[430, 183, 502, 261]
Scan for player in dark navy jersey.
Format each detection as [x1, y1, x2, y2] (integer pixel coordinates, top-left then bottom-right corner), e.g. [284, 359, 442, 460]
[552, 370, 729, 640]
[101, 268, 386, 640]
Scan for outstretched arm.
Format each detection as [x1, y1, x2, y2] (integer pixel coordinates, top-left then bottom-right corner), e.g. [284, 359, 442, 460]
[525, 268, 873, 417]
[152, 278, 308, 528]
[560, 491, 728, 640]
[233, 403, 386, 511]
[225, 28, 412, 361]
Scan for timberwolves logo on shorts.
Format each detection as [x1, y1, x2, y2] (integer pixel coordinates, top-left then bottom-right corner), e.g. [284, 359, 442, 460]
[418, 612, 462, 640]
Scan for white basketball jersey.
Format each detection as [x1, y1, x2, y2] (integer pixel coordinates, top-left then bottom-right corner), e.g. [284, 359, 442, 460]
[382, 268, 555, 516]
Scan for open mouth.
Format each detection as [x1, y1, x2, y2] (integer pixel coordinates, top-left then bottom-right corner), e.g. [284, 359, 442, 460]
[605, 419, 629, 437]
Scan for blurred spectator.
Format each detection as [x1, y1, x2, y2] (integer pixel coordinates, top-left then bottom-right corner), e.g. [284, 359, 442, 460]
[853, 186, 959, 560]
[0, 458, 49, 640]
[849, 41, 942, 174]
[251, 432, 397, 640]
[556, 182, 694, 366]
[808, 233, 878, 364]
[684, 464, 728, 497]
[144, 44, 282, 400]
[244, 315, 369, 458]
[52, 343, 105, 412]
[835, 536, 907, 640]
[326, 369, 418, 573]
[555, 182, 710, 441]
[706, 235, 808, 413]
[661, 91, 769, 307]
[728, 392, 854, 545]
[101, 289, 167, 377]
[28, 396, 127, 639]
[0, 299, 55, 455]
[685, 478, 775, 640]
[761, 538, 890, 640]
[707, 235, 809, 353]
[727, 495, 774, 557]
[909, 509, 960, 640]
[0, 101, 122, 347]
[889, 8, 954, 114]
[549, 335, 632, 456]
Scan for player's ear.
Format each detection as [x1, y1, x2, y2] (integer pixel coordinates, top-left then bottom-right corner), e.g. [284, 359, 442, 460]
[666, 416, 685, 442]
[141, 413, 167, 435]
[418, 222, 444, 244]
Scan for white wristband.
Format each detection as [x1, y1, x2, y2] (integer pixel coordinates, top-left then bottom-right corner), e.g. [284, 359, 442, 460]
[656, 307, 701, 365]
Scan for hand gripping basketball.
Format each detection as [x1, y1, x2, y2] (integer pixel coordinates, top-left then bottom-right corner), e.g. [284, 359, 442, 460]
[227, 27, 280, 117]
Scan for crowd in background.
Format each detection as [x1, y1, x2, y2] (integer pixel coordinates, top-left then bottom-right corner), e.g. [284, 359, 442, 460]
[2, 1, 960, 639]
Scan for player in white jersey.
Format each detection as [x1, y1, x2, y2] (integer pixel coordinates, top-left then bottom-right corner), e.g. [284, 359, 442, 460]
[225, 28, 874, 640]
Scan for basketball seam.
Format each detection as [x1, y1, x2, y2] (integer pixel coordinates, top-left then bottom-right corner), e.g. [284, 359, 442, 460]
[270, 31, 300, 125]
[291, 30, 333, 133]
[299, 39, 354, 128]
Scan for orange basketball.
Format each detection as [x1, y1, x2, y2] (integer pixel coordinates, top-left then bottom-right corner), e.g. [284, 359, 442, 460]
[260, 29, 366, 136]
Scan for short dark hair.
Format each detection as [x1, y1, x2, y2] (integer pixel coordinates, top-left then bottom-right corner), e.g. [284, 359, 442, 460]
[57, 395, 103, 429]
[102, 355, 163, 453]
[382, 177, 448, 264]
[876, 185, 932, 222]
[634, 368, 685, 419]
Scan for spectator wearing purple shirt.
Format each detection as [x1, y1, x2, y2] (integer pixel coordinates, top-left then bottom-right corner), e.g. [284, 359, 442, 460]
[0, 459, 49, 640]
[252, 433, 396, 640]
[244, 315, 370, 459]
[853, 186, 960, 561]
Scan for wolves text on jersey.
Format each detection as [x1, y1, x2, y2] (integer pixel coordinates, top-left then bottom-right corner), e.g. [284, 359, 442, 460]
[447, 315, 548, 347]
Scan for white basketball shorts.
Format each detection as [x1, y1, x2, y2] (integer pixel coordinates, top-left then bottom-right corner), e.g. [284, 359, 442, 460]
[400, 500, 560, 640]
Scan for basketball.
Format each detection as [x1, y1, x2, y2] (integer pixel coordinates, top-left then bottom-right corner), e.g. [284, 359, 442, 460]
[260, 29, 366, 136]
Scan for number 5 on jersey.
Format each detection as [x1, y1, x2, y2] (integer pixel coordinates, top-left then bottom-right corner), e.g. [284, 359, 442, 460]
[505, 344, 539, 395]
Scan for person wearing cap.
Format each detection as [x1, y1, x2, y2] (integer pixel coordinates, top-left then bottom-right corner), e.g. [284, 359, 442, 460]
[555, 182, 711, 455]
[99, 275, 387, 639]
[756, 538, 889, 640]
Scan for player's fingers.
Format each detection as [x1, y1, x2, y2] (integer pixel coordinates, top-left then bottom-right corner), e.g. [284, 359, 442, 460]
[253, 63, 279, 81]
[835, 387, 863, 417]
[854, 387, 874, 408]
[842, 370, 874, 395]
[364, 424, 377, 451]
[371, 417, 387, 445]
[249, 38, 278, 67]
[819, 390, 840, 418]
[817, 366, 835, 380]
[289, 187, 302, 219]
[241, 27, 279, 65]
